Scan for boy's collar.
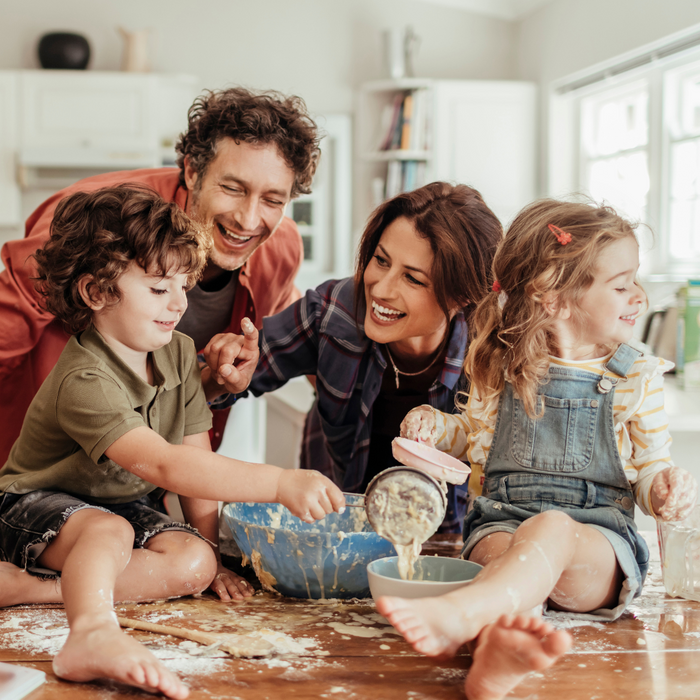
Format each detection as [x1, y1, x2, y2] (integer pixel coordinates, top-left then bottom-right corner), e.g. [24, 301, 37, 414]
[78, 328, 182, 399]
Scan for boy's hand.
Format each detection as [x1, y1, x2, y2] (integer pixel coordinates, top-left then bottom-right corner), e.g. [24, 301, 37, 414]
[651, 466, 698, 521]
[203, 317, 259, 395]
[208, 562, 255, 601]
[400, 406, 437, 446]
[277, 470, 346, 524]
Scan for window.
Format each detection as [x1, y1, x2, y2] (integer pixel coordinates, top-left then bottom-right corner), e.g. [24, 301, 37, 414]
[581, 82, 650, 225]
[551, 39, 700, 277]
[666, 62, 700, 262]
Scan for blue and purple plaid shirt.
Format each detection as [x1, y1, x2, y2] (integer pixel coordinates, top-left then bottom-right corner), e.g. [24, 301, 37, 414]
[245, 277, 470, 532]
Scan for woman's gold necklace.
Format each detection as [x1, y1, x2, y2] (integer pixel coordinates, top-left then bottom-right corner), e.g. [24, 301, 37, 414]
[385, 345, 441, 389]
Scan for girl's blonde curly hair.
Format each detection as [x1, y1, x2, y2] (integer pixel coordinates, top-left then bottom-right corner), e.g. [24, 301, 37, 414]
[460, 198, 643, 419]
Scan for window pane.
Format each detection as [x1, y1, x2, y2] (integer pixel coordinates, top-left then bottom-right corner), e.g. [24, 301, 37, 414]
[669, 138, 700, 258]
[586, 151, 649, 222]
[681, 76, 700, 137]
[582, 86, 648, 158]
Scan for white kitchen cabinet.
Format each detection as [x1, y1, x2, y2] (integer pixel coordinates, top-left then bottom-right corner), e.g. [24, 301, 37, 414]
[356, 78, 537, 228]
[20, 71, 159, 153]
[0, 71, 198, 230]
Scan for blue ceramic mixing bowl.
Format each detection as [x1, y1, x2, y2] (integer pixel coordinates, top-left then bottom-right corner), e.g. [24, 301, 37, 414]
[222, 502, 395, 599]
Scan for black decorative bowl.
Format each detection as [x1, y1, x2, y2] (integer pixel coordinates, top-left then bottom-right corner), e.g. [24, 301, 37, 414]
[38, 32, 90, 70]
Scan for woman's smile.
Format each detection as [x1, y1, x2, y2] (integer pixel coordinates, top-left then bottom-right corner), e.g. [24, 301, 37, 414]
[370, 300, 406, 324]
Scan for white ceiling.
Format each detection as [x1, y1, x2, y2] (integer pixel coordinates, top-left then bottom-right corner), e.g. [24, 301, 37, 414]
[415, 0, 556, 21]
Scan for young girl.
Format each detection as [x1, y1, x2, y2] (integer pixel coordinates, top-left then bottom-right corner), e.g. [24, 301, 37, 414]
[378, 199, 698, 700]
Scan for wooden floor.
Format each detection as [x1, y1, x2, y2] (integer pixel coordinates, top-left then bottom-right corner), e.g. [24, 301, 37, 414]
[2, 532, 700, 700]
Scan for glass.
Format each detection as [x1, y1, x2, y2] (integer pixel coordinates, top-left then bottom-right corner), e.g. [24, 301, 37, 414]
[582, 86, 648, 158]
[586, 151, 649, 223]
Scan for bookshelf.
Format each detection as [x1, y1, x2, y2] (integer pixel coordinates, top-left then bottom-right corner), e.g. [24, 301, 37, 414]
[356, 78, 538, 230]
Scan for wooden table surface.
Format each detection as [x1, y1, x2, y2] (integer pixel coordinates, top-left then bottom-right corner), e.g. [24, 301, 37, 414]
[3, 533, 700, 699]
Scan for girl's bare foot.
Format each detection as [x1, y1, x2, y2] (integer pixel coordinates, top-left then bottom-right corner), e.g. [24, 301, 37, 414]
[52, 620, 189, 699]
[0, 562, 62, 607]
[464, 614, 572, 700]
[376, 594, 479, 657]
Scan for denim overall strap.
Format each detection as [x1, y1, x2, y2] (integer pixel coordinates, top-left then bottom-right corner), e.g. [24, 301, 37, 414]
[604, 343, 642, 380]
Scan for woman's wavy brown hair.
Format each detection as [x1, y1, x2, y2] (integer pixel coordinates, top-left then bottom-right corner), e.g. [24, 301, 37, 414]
[175, 87, 321, 197]
[462, 198, 642, 418]
[354, 182, 503, 329]
[33, 184, 210, 334]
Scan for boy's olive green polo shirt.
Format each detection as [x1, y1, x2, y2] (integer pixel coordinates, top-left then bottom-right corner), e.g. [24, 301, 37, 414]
[0, 328, 212, 504]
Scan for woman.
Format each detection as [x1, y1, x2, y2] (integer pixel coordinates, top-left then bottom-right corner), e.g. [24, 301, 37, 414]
[208, 182, 502, 530]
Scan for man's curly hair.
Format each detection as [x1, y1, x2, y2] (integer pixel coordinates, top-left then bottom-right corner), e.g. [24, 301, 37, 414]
[33, 184, 210, 334]
[175, 87, 321, 198]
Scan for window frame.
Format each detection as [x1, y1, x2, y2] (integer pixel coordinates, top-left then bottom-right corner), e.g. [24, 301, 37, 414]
[549, 43, 700, 279]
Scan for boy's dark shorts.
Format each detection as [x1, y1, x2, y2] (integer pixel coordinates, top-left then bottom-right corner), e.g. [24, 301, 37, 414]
[0, 490, 203, 579]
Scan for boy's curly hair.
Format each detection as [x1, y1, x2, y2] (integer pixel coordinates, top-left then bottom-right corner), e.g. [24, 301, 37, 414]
[461, 198, 642, 418]
[175, 87, 321, 198]
[33, 184, 210, 334]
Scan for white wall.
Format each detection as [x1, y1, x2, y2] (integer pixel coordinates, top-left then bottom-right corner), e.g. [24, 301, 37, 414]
[515, 0, 700, 85]
[0, 0, 516, 114]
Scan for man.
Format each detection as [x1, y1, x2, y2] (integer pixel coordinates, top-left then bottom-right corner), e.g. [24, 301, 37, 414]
[0, 87, 320, 464]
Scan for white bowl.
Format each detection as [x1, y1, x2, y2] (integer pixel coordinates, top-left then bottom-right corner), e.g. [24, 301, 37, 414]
[367, 555, 482, 600]
[392, 437, 471, 485]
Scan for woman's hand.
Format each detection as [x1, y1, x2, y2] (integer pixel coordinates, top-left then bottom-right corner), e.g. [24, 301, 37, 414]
[276, 469, 346, 524]
[400, 406, 437, 446]
[651, 466, 698, 521]
[201, 318, 259, 399]
[208, 562, 255, 601]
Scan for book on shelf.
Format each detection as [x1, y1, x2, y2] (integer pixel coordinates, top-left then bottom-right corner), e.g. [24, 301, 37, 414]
[381, 159, 428, 201]
[409, 89, 428, 152]
[0, 663, 46, 700]
[379, 93, 404, 151]
[378, 89, 429, 154]
[399, 92, 413, 150]
[385, 160, 402, 199]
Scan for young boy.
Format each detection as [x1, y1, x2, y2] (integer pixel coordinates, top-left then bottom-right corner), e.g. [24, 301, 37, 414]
[0, 185, 345, 699]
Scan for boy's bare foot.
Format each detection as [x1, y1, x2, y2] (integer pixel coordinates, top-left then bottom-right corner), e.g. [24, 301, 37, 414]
[464, 614, 572, 700]
[376, 594, 479, 657]
[53, 621, 189, 699]
[0, 562, 61, 607]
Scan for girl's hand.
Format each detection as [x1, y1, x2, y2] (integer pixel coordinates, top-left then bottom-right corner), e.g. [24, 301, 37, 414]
[400, 406, 437, 446]
[208, 562, 255, 601]
[277, 470, 346, 524]
[651, 466, 698, 521]
[202, 318, 259, 396]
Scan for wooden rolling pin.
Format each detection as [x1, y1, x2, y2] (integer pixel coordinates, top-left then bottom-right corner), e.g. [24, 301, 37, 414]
[117, 616, 274, 657]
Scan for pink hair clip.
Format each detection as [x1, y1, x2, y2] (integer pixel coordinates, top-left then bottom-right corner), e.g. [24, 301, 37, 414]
[492, 280, 501, 292]
[548, 223, 572, 245]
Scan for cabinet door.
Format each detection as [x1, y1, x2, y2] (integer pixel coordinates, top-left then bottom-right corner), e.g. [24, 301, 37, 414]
[0, 72, 20, 226]
[20, 72, 158, 152]
[432, 81, 537, 225]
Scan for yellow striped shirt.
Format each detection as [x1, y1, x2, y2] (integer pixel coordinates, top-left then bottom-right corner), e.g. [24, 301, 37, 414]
[429, 351, 674, 518]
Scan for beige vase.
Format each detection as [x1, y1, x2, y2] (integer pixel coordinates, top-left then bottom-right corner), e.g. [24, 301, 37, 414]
[118, 27, 150, 73]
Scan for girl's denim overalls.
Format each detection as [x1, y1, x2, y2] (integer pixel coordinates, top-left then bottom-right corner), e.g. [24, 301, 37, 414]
[463, 343, 650, 619]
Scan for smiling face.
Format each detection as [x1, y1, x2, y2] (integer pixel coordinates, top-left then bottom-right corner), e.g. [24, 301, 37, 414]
[90, 261, 190, 362]
[184, 138, 295, 278]
[563, 235, 645, 358]
[363, 217, 452, 357]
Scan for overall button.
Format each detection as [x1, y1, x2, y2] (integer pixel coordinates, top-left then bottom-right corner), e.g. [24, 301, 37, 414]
[598, 378, 614, 393]
[590, 399, 599, 408]
[620, 496, 633, 510]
